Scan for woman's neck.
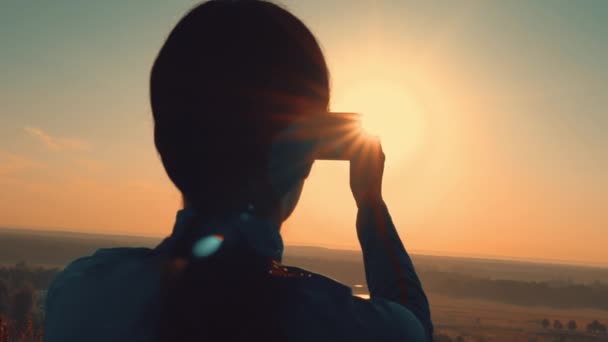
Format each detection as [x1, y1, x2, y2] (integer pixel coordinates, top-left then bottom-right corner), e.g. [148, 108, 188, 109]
[182, 197, 283, 231]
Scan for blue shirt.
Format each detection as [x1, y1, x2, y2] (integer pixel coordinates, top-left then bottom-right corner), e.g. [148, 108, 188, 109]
[44, 201, 433, 341]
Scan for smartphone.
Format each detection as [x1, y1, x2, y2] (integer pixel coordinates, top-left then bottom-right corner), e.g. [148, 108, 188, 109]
[313, 112, 362, 160]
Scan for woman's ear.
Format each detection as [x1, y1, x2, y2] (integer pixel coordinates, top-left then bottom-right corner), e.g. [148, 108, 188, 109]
[244, 178, 281, 220]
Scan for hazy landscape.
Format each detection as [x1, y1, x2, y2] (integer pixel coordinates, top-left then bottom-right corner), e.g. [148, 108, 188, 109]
[1, 227, 607, 341]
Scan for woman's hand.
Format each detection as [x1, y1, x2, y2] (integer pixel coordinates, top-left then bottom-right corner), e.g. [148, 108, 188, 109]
[350, 136, 385, 208]
[269, 113, 386, 208]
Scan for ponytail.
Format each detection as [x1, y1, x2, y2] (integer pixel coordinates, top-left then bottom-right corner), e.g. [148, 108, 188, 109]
[158, 213, 288, 342]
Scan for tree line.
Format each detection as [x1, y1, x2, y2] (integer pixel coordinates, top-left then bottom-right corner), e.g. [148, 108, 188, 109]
[418, 269, 608, 311]
[0, 262, 59, 342]
[541, 318, 607, 334]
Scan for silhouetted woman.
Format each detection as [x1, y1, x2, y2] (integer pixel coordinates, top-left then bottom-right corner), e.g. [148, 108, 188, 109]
[43, 1, 433, 341]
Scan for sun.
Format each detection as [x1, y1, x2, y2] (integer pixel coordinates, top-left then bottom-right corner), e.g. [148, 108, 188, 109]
[331, 80, 427, 164]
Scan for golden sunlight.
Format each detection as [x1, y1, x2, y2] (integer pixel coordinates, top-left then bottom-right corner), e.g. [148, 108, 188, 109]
[332, 80, 427, 164]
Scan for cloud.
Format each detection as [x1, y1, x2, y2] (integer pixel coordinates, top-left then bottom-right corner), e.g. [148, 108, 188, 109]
[24, 126, 90, 151]
[0, 150, 46, 176]
[73, 158, 106, 172]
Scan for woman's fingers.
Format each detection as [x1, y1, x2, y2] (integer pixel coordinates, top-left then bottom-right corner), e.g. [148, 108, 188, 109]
[350, 135, 385, 207]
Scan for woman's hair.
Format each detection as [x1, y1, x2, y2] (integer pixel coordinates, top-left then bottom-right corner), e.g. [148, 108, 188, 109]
[150, 1, 329, 341]
[151, 0, 329, 219]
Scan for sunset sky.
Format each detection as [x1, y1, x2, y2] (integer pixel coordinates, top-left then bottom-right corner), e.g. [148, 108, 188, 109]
[1, 0, 606, 266]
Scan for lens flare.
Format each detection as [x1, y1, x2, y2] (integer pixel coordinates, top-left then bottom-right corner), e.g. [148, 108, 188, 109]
[332, 80, 427, 164]
[193, 234, 224, 258]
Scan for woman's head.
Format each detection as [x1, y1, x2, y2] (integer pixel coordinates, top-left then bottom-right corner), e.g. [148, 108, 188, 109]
[151, 0, 329, 221]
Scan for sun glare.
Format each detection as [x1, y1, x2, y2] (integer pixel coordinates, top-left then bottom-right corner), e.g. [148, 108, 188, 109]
[332, 80, 427, 164]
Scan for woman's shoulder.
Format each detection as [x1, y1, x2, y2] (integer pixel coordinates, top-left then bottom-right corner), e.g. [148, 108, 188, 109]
[47, 246, 162, 300]
[49, 247, 157, 288]
[44, 247, 163, 341]
[276, 264, 429, 341]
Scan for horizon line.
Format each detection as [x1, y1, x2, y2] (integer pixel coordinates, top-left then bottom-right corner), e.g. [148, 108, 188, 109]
[1, 225, 607, 269]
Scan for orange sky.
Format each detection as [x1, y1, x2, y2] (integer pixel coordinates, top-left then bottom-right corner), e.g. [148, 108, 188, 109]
[1, 1, 606, 266]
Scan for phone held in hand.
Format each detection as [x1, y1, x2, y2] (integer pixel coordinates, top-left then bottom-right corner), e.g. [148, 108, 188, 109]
[313, 112, 362, 161]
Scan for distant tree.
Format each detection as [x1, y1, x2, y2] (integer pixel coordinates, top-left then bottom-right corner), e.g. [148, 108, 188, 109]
[567, 320, 577, 331]
[553, 320, 563, 330]
[18, 316, 34, 342]
[0, 280, 8, 316]
[586, 320, 606, 334]
[0, 316, 8, 342]
[541, 318, 550, 329]
[10, 283, 35, 333]
[11, 261, 29, 289]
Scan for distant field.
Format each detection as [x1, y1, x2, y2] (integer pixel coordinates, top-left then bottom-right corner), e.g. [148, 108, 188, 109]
[430, 295, 608, 341]
[3, 227, 606, 283]
[0, 227, 160, 267]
